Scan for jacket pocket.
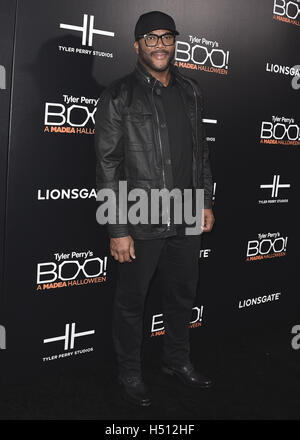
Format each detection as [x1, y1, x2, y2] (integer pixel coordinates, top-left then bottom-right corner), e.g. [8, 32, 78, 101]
[127, 142, 153, 151]
[123, 112, 154, 146]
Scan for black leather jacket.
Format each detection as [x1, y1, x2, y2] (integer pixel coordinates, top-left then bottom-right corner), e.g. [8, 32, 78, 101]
[94, 59, 213, 239]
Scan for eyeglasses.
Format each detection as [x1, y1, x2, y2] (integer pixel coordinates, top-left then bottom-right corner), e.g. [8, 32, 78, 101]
[138, 32, 176, 47]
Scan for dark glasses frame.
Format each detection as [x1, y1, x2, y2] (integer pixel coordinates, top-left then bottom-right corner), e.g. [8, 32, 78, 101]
[136, 32, 176, 47]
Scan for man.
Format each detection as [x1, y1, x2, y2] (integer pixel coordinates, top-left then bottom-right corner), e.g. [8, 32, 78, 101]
[94, 10, 215, 407]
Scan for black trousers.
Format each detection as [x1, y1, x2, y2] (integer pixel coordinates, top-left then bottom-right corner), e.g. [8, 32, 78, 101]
[112, 233, 202, 378]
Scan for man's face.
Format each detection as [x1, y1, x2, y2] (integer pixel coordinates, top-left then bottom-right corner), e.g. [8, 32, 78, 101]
[134, 29, 176, 72]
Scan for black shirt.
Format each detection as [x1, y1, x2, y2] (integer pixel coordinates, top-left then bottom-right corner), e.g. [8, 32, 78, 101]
[160, 72, 194, 234]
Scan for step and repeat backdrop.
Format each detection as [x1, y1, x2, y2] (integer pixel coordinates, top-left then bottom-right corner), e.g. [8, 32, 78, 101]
[0, 0, 299, 381]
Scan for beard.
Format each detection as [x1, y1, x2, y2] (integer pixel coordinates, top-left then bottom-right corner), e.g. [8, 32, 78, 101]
[138, 45, 175, 72]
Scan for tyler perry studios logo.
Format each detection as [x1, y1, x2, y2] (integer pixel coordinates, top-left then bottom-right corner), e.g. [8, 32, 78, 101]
[273, 0, 300, 27]
[258, 174, 290, 205]
[174, 34, 230, 75]
[246, 232, 288, 262]
[43, 322, 95, 362]
[58, 13, 115, 58]
[150, 306, 204, 337]
[44, 94, 99, 134]
[260, 115, 300, 146]
[36, 250, 108, 292]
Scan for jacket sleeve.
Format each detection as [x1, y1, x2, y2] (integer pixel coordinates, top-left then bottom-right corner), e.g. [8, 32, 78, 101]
[94, 86, 129, 238]
[197, 86, 214, 210]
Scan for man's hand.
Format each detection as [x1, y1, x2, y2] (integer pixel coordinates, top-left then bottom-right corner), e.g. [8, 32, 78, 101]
[202, 209, 215, 232]
[110, 236, 136, 263]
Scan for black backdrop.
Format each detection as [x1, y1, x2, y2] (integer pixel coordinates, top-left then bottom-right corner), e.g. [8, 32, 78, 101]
[0, 0, 299, 382]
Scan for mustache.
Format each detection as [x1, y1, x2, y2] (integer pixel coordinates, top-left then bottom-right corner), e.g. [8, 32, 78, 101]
[151, 50, 169, 55]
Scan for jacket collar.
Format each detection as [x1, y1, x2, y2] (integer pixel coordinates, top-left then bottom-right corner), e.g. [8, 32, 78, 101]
[134, 58, 188, 90]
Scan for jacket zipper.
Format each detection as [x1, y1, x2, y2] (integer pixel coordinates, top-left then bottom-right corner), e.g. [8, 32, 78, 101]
[191, 85, 198, 189]
[151, 79, 170, 229]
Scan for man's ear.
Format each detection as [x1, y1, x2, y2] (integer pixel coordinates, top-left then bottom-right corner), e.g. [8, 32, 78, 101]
[133, 41, 139, 55]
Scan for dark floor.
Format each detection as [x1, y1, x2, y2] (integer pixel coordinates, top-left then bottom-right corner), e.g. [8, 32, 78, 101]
[0, 336, 299, 420]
